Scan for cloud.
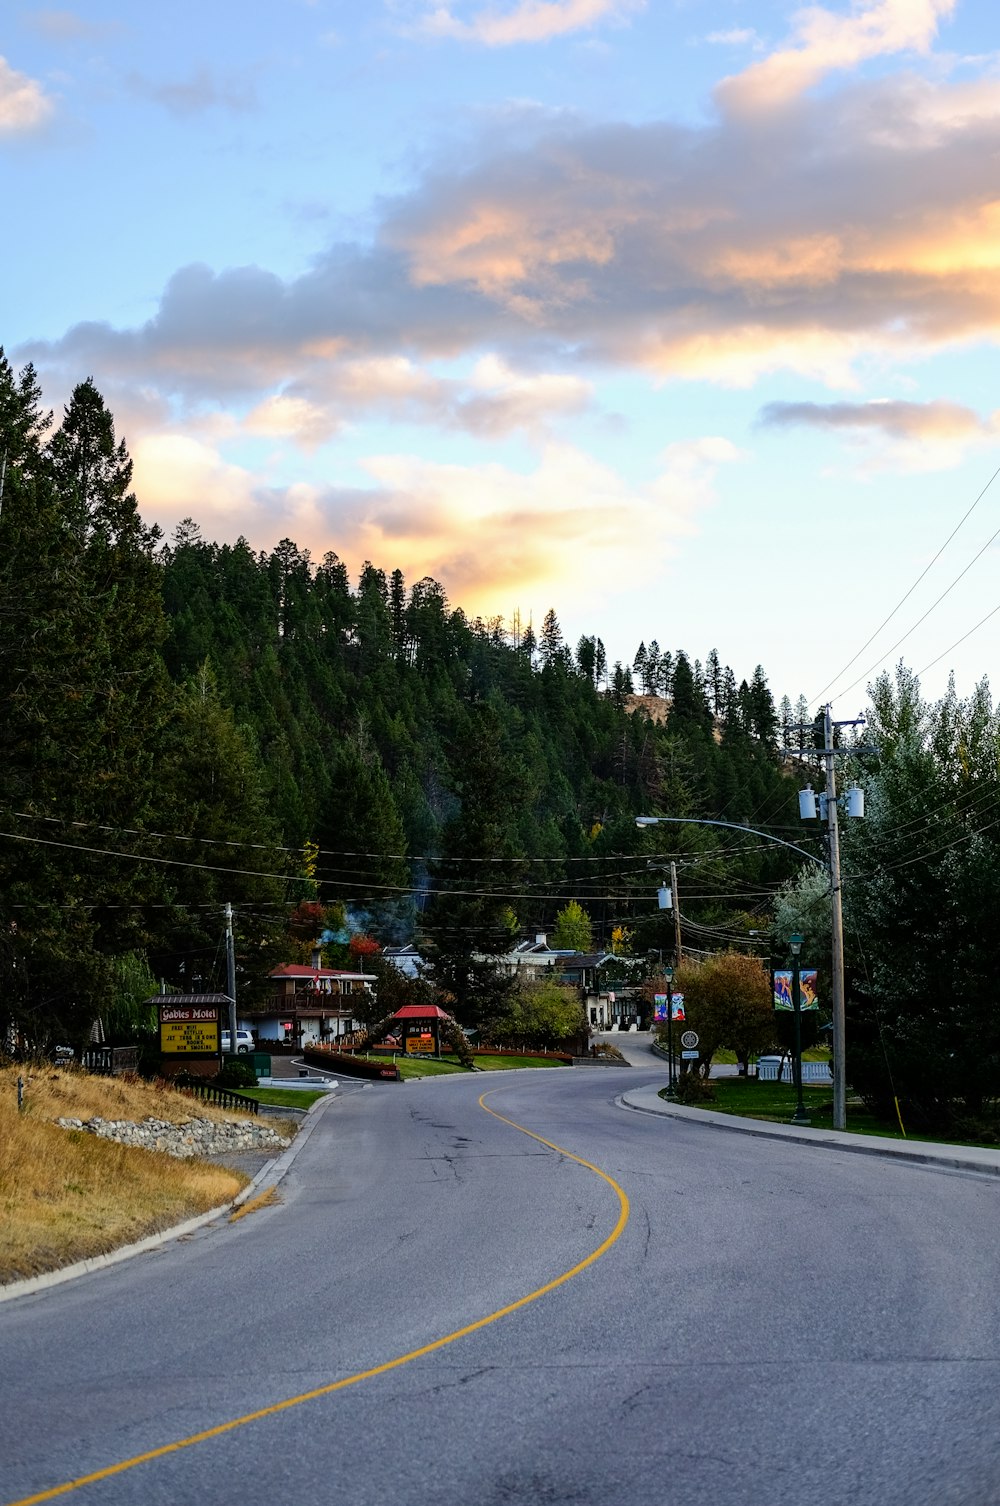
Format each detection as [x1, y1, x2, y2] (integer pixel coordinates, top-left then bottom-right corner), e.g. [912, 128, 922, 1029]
[705, 29, 761, 48]
[459, 355, 591, 433]
[132, 431, 738, 610]
[23, 10, 107, 42]
[0, 56, 55, 134]
[128, 68, 256, 117]
[22, 25, 1000, 409]
[130, 432, 265, 536]
[759, 397, 990, 439]
[237, 354, 591, 446]
[243, 394, 342, 448]
[716, 0, 957, 115]
[413, 0, 644, 46]
[759, 396, 1000, 470]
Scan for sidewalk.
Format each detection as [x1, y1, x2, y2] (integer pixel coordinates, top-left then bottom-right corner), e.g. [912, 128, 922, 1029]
[619, 1082, 1000, 1177]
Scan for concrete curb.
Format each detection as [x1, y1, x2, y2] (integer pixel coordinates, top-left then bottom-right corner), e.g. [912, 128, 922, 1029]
[0, 1088, 344, 1306]
[618, 1083, 1000, 1177]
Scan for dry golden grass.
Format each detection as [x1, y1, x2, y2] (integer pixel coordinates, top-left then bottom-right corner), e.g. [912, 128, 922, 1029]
[230, 1186, 281, 1222]
[0, 1064, 255, 1284]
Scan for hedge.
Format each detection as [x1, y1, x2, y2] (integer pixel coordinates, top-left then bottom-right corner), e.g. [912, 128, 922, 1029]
[303, 1047, 400, 1081]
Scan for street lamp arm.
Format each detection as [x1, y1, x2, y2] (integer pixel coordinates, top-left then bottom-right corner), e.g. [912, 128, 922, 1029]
[635, 815, 826, 870]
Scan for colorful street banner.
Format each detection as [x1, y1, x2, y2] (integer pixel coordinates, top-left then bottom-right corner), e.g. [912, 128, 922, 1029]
[653, 993, 669, 1022]
[671, 993, 685, 1021]
[773, 970, 820, 1011]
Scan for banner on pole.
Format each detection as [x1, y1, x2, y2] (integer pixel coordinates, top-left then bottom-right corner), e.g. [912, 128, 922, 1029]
[773, 970, 819, 1011]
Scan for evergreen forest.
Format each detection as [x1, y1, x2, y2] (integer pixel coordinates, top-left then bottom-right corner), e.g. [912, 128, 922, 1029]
[4, 352, 999, 1134]
[0, 354, 805, 1047]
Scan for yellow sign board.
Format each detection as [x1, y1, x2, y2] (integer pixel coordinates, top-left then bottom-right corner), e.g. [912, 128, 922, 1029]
[406, 1033, 435, 1055]
[160, 1021, 219, 1054]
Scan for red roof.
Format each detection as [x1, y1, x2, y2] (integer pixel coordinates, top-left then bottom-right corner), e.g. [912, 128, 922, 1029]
[392, 1004, 453, 1020]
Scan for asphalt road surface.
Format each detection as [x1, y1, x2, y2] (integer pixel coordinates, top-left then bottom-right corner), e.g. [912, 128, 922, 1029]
[2, 1065, 998, 1506]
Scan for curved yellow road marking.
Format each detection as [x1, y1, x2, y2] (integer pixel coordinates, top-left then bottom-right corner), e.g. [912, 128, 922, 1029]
[8, 1087, 630, 1506]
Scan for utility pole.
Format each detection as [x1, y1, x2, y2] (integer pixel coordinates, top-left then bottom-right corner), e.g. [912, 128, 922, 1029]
[791, 708, 866, 1133]
[824, 707, 848, 1132]
[670, 861, 682, 966]
[224, 902, 237, 1057]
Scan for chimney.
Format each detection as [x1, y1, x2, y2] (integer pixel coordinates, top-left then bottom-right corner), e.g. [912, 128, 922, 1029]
[535, 933, 547, 947]
[310, 945, 322, 970]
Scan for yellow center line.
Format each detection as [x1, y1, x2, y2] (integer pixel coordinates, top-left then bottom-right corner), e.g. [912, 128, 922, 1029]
[8, 1086, 630, 1506]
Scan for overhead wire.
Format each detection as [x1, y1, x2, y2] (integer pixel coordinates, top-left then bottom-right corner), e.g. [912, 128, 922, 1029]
[915, 598, 1000, 679]
[811, 457, 1000, 706]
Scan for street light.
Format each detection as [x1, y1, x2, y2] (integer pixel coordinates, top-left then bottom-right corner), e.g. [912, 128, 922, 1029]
[662, 962, 676, 1099]
[636, 789, 862, 1132]
[788, 933, 810, 1126]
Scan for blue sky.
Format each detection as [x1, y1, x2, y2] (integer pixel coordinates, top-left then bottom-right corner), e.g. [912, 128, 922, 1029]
[4, 0, 999, 713]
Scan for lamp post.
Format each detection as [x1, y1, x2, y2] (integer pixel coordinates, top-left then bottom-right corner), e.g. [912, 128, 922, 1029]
[663, 962, 676, 1098]
[788, 933, 809, 1126]
[637, 796, 863, 1132]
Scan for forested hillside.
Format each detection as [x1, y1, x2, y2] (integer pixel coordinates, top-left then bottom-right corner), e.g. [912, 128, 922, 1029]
[0, 353, 805, 1046]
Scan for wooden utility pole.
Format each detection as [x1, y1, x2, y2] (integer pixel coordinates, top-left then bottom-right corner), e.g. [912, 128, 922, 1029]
[225, 902, 237, 1056]
[670, 861, 682, 965]
[824, 708, 847, 1132]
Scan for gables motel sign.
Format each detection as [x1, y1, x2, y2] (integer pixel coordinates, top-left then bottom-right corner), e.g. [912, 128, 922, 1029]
[150, 993, 232, 1077]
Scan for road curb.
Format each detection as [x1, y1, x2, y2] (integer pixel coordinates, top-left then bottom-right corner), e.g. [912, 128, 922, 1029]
[617, 1084, 1000, 1177]
[0, 1088, 343, 1306]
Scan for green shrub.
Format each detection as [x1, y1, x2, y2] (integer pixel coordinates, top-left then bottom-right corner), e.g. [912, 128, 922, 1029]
[216, 1058, 257, 1089]
[443, 1022, 475, 1068]
[674, 1072, 716, 1105]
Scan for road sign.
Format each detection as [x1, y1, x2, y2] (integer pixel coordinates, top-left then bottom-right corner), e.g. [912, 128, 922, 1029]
[680, 1030, 699, 1049]
[681, 1049, 699, 1060]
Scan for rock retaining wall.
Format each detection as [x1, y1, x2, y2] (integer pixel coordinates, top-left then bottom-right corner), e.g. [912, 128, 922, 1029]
[56, 1115, 291, 1159]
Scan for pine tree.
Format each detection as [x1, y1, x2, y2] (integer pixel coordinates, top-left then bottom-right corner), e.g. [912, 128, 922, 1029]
[747, 666, 779, 749]
[645, 640, 662, 696]
[540, 608, 565, 668]
[706, 648, 723, 716]
[594, 637, 607, 688]
[576, 635, 597, 684]
[0, 377, 175, 1044]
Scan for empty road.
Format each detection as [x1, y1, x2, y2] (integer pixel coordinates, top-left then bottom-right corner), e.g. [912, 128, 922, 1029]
[2, 1065, 998, 1505]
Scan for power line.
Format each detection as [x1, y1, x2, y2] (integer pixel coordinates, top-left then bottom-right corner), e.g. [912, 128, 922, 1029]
[848, 808, 1000, 883]
[812, 458, 1000, 705]
[915, 598, 1000, 679]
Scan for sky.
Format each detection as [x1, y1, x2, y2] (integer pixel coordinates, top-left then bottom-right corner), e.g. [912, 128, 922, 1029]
[4, 0, 1000, 715]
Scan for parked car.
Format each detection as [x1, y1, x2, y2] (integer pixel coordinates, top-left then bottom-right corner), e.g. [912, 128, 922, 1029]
[221, 1029, 255, 1055]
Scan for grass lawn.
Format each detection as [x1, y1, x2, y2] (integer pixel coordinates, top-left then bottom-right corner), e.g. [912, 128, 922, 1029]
[389, 1053, 567, 1080]
[395, 1058, 465, 1080]
[691, 1077, 987, 1147]
[472, 1054, 565, 1071]
[243, 1087, 328, 1110]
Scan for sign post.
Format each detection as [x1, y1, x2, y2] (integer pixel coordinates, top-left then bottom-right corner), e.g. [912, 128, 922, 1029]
[774, 937, 816, 1126]
[153, 994, 229, 1079]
